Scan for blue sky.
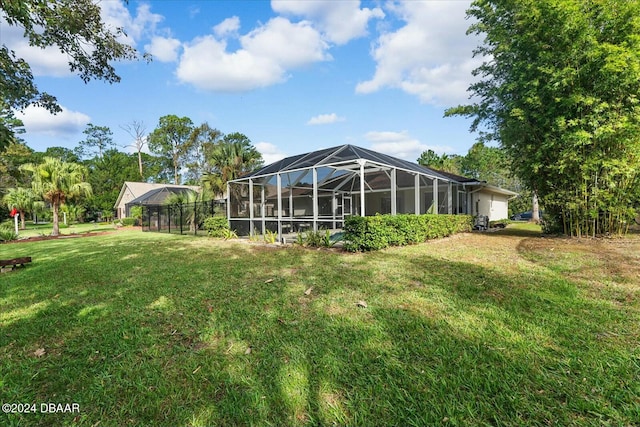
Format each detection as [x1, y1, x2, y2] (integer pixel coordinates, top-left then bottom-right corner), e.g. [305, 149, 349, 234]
[4, 0, 483, 164]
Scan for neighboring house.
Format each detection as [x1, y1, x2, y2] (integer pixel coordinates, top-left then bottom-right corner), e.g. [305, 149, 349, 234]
[114, 182, 200, 219]
[227, 144, 518, 238]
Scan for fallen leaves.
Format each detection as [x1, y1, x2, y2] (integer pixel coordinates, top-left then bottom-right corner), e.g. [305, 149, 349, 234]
[304, 287, 313, 295]
[33, 348, 46, 357]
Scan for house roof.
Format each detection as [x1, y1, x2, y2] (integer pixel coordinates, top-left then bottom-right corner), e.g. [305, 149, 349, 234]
[113, 182, 200, 209]
[239, 144, 452, 181]
[126, 187, 199, 206]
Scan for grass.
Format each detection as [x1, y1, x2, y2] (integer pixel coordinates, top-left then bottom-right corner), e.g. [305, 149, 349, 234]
[1, 224, 639, 426]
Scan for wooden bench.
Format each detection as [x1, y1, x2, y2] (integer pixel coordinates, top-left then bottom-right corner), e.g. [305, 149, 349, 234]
[0, 257, 32, 272]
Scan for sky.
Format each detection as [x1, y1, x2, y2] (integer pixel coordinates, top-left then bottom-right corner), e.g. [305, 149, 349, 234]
[3, 0, 485, 165]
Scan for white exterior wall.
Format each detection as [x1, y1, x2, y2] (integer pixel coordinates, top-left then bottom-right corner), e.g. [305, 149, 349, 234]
[116, 187, 137, 219]
[474, 190, 510, 221]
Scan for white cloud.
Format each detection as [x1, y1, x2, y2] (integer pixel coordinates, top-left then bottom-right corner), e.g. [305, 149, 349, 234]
[15, 105, 90, 138]
[356, 0, 481, 106]
[364, 131, 454, 161]
[0, 1, 164, 78]
[272, 0, 384, 45]
[214, 16, 240, 38]
[145, 36, 181, 62]
[307, 113, 345, 125]
[176, 17, 330, 91]
[100, 2, 164, 46]
[255, 142, 287, 164]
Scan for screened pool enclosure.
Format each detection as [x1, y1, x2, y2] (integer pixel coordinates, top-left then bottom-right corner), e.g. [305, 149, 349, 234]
[227, 144, 476, 239]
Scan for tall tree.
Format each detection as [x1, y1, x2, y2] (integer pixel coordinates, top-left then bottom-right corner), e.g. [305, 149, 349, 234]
[84, 149, 141, 220]
[2, 187, 36, 229]
[185, 122, 223, 183]
[446, 0, 640, 236]
[205, 133, 263, 197]
[121, 120, 147, 179]
[20, 157, 92, 236]
[417, 150, 463, 174]
[77, 124, 114, 159]
[0, 0, 142, 142]
[148, 115, 195, 185]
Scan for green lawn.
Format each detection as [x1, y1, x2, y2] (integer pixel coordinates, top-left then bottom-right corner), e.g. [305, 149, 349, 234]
[1, 225, 639, 426]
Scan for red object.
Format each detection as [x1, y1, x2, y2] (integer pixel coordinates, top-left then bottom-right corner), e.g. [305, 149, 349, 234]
[9, 208, 17, 217]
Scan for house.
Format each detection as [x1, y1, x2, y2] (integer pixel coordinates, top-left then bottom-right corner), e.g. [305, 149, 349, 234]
[114, 182, 200, 219]
[227, 144, 518, 238]
[433, 171, 518, 222]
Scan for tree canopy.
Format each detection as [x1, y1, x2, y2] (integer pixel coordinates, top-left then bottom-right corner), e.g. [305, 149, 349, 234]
[148, 115, 195, 185]
[446, 0, 640, 236]
[20, 156, 92, 236]
[0, 0, 142, 141]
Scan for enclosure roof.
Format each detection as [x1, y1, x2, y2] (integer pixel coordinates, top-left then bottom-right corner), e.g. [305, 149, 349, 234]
[239, 144, 453, 181]
[126, 187, 197, 206]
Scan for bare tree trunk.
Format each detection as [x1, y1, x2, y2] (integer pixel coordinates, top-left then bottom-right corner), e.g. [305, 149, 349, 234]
[532, 192, 540, 223]
[121, 120, 147, 180]
[137, 150, 143, 179]
[52, 203, 60, 236]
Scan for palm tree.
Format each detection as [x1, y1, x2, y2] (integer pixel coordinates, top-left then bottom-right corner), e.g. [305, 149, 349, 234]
[20, 157, 92, 236]
[2, 187, 36, 229]
[204, 133, 263, 198]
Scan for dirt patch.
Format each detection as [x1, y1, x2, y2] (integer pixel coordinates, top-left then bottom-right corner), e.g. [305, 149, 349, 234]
[2, 230, 119, 244]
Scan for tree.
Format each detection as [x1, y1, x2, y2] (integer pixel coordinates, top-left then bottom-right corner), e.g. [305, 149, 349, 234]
[0, 141, 33, 191]
[0, 0, 143, 141]
[2, 187, 36, 229]
[185, 122, 223, 183]
[148, 115, 195, 185]
[20, 157, 92, 236]
[121, 120, 147, 179]
[84, 149, 141, 220]
[0, 102, 26, 151]
[446, 0, 640, 236]
[417, 150, 462, 174]
[34, 146, 80, 164]
[77, 124, 114, 159]
[205, 133, 263, 197]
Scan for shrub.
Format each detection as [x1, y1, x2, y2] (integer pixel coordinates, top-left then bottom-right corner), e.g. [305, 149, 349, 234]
[344, 214, 472, 252]
[203, 216, 232, 238]
[121, 218, 137, 226]
[0, 225, 18, 242]
[295, 229, 338, 248]
[129, 206, 143, 221]
[264, 229, 278, 244]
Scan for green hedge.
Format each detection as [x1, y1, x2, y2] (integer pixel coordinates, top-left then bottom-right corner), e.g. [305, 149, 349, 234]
[343, 214, 473, 252]
[203, 216, 231, 237]
[121, 218, 137, 226]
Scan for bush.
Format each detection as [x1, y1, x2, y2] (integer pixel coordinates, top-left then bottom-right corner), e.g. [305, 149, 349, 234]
[121, 218, 137, 226]
[344, 214, 473, 252]
[0, 225, 18, 242]
[203, 216, 232, 238]
[297, 229, 335, 248]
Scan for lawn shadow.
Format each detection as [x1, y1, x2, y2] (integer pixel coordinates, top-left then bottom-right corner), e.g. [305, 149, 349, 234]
[1, 232, 638, 426]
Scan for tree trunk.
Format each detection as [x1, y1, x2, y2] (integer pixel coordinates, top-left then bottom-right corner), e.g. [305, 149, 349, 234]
[52, 202, 60, 236]
[137, 149, 143, 179]
[532, 192, 540, 223]
[20, 210, 26, 230]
